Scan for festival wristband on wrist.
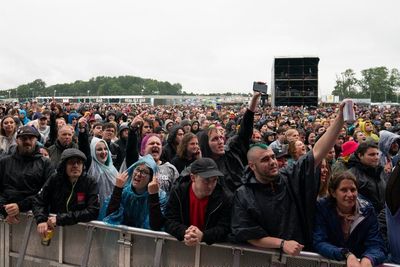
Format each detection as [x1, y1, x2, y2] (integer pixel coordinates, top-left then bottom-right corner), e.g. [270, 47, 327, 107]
[279, 239, 285, 262]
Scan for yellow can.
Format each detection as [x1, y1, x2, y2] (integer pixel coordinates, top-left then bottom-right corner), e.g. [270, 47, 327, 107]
[41, 229, 54, 246]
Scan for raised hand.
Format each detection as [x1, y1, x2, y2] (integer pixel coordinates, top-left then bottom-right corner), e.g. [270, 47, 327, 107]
[148, 174, 160, 194]
[131, 111, 146, 129]
[194, 147, 202, 159]
[78, 117, 88, 129]
[115, 171, 129, 188]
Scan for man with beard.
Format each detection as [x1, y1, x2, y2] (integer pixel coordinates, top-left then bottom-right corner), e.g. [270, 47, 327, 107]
[231, 100, 348, 255]
[378, 130, 400, 179]
[0, 126, 54, 224]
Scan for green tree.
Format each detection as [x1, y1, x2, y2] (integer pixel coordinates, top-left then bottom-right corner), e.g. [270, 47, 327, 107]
[4, 75, 190, 98]
[332, 69, 359, 100]
[359, 67, 399, 102]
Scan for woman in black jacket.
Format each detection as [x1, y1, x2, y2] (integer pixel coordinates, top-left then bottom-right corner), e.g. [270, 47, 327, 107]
[197, 91, 260, 196]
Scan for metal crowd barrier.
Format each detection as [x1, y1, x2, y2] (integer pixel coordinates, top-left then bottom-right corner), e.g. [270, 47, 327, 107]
[0, 213, 398, 267]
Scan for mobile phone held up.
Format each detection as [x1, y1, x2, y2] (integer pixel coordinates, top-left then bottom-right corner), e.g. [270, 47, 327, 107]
[253, 81, 268, 94]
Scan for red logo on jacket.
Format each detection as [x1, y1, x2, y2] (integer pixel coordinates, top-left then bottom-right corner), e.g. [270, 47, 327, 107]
[77, 192, 86, 205]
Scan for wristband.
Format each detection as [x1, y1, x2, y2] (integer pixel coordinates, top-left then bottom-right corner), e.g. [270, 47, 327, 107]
[279, 239, 285, 261]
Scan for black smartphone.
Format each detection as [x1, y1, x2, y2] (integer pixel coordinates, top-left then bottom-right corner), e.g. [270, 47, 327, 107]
[253, 81, 268, 94]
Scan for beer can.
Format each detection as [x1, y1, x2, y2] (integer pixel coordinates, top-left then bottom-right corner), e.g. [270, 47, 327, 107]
[41, 229, 54, 246]
[343, 99, 356, 123]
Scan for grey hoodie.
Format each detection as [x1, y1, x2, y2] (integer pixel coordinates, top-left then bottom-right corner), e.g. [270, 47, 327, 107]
[378, 130, 400, 167]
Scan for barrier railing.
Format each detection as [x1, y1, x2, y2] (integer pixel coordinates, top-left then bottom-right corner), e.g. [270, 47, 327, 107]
[0, 213, 398, 267]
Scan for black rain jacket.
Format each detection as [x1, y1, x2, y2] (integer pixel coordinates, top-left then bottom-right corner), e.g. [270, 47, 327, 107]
[164, 174, 232, 245]
[32, 170, 99, 226]
[0, 145, 54, 217]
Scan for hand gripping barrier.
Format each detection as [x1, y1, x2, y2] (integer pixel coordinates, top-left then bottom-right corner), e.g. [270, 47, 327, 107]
[1, 213, 399, 267]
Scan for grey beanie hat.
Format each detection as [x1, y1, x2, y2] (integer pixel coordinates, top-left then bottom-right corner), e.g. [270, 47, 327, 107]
[60, 148, 87, 163]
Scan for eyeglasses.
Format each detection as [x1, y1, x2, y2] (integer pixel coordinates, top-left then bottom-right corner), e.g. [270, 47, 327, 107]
[134, 168, 150, 177]
[67, 159, 84, 165]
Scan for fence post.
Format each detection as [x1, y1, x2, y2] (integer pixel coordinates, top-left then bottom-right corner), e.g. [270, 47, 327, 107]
[4, 223, 9, 267]
[117, 232, 132, 267]
[0, 220, 4, 267]
[153, 238, 164, 267]
[16, 215, 34, 267]
[270, 252, 286, 267]
[58, 226, 64, 264]
[80, 225, 96, 267]
[194, 244, 201, 267]
[232, 248, 243, 267]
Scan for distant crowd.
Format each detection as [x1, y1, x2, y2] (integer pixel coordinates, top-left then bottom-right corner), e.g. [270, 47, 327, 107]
[0, 94, 399, 266]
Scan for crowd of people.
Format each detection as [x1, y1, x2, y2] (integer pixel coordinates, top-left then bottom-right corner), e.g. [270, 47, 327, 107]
[0, 93, 399, 266]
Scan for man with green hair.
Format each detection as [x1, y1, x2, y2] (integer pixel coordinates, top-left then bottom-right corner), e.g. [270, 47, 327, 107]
[231, 100, 349, 257]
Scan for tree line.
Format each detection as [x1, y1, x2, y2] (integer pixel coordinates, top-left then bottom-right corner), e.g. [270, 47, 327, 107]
[3, 67, 398, 102]
[1, 76, 187, 99]
[332, 67, 400, 102]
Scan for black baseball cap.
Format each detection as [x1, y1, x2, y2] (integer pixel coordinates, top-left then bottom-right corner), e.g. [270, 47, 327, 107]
[16, 126, 40, 139]
[272, 147, 289, 159]
[190, 158, 223, 178]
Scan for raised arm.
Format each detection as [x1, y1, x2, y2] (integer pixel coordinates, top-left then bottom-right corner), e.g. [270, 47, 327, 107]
[125, 114, 144, 167]
[46, 111, 57, 147]
[237, 91, 260, 140]
[77, 118, 91, 170]
[313, 101, 346, 167]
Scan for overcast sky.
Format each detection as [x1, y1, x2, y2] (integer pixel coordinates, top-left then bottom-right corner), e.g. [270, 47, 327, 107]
[1, 0, 399, 96]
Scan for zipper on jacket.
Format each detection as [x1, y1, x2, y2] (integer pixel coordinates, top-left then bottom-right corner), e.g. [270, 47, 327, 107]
[175, 190, 185, 223]
[205, 201, 223, 229]
[66, 181, 77, 212]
